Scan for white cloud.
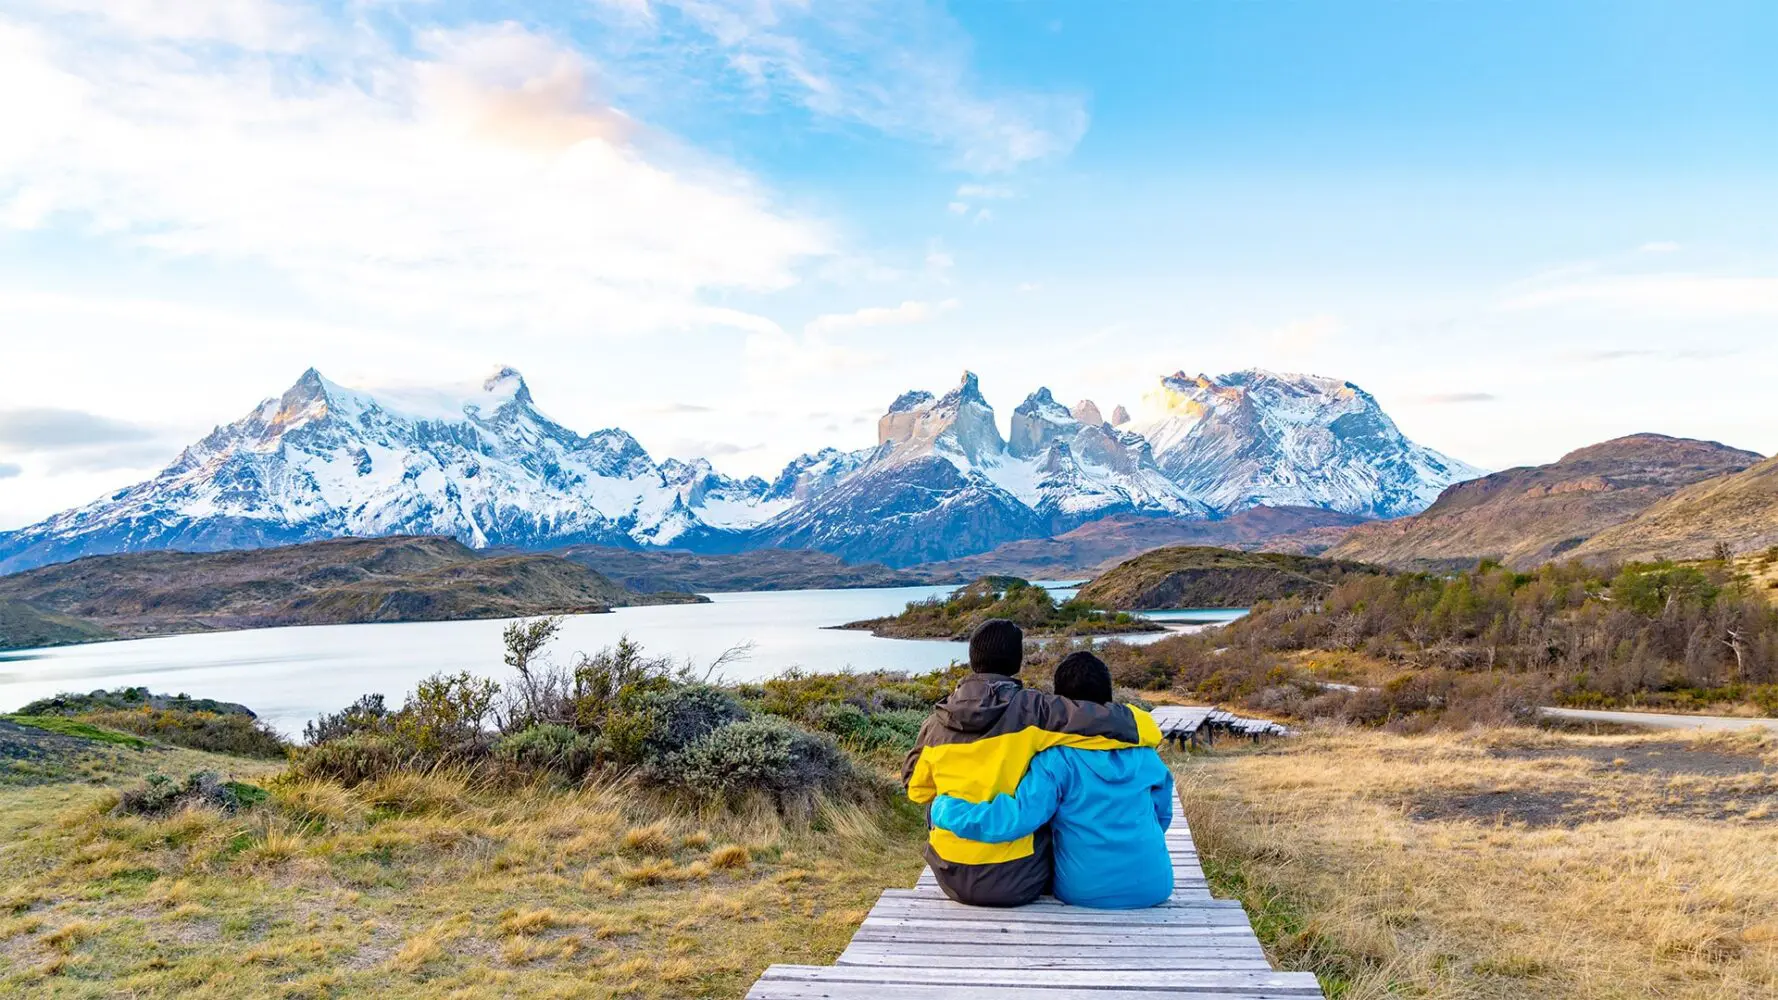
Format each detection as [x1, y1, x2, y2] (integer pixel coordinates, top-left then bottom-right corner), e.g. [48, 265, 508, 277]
[39, 0, 320, 51]
[1017, 282, 1041, 293]
[926, 249, 955, 270]
[1639, 241, 1680, 253]
[742, 321, 887, 388]
[1261, 315, 1344, 353]
[601, 1, 1087, 173]
[956, 183, 1012, 199]
[947, 201, 969, 215]
[0, 9, 828, 337]
[804, 298, 957, 336]
[1503, 273, 1778, 318]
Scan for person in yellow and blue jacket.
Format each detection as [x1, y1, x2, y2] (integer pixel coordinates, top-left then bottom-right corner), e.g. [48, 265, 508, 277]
[929, 651, 1175, 909]
[901, 620, 1162, 907]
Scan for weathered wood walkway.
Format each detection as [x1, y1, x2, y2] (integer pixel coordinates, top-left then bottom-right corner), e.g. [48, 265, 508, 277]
[746, 729, 1325, 998]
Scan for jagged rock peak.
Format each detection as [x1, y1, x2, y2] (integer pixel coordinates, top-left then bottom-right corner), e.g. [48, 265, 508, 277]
[1110, 404, 1131, 426]
[939, 370, 987, 407]
[1071, 400, 1104, 426]
[888, 390, 934, 414]
[482, 365, 533, 405]
[878, 371, 1004, 466]
[1010, 387, 1079, 459]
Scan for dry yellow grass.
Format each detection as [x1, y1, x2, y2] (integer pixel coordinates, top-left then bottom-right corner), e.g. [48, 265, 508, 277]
[1177, 726, 1778, 999]
[0, 758, 925, 998]
[709, 844, 751, 870]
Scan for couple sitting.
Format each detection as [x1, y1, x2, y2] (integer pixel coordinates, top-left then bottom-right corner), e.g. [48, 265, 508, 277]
[902, 619, 1174, 909]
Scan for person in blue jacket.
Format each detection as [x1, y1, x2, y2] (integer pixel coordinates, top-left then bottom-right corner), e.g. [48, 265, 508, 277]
[929, 650, 1174, 909]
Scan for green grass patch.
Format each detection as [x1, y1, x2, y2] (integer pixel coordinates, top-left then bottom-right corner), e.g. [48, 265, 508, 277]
[1200, 854, 1359, 998]
[4, 714, 151, 749]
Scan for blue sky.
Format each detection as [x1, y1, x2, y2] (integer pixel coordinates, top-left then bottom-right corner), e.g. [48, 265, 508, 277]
[1, 0, 1774, 527]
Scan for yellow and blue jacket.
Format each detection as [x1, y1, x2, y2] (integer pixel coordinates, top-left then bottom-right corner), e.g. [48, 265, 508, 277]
[901, 672, 1161, 906]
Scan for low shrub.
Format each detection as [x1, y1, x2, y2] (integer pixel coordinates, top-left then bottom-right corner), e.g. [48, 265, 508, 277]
[635, 684, 749, 758]
[288, 731, 409, 786]
[657, 716, 855, 806]
[117, 771, 268, 817]
[302, 694, 389, 746]
[808, 704, 926, 754]
[81, 708, 289, 759]
[495, 724, 598, 780]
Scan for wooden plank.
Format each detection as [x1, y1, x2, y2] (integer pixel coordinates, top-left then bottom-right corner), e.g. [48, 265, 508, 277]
[832, 946, 1280, 967]
[860, 916, 1255, 935]
[743, 975, 1315, 989]
[850, 929, 1265, 948]
[871, 896, 1244, 911]
[882, 888, 1218, 909]
[867, 898, 1245, 917]
[757, 965, 1323, 993]
[839, 940, 1267, 958]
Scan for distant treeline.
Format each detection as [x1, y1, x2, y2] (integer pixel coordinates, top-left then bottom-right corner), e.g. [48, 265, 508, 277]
[1097, 554, 1778, 727]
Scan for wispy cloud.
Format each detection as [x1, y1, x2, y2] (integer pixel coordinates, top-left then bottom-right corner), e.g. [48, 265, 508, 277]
[805, 298, 957, 336]
[1560, 348, 1659, 363]
[596, 1, 1087, 173]
[1504, 273, 1778, 318]
[1409, 392, 1499, 404]
[0, 408, 155, 448]
[1262, 315, 1343, 353]
[648, 402, 715, 414]
[956, 183, 1013, 199]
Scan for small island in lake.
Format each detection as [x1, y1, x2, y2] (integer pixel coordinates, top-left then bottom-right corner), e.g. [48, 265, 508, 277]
[1074, 546, 1385, 610]
[835, 576, 1164, 639]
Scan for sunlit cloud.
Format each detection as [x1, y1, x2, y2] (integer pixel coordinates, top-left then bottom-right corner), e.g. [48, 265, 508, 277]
[0, 6, 828, 337]
[804, 298, 957, 336]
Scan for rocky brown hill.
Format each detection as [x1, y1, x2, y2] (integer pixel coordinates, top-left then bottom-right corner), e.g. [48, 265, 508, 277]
[1325, 435, 1763, 570]
[1076, 547, 1385, 610]
[1568, 455, 1778, 563]
[0, 536, 701, 648]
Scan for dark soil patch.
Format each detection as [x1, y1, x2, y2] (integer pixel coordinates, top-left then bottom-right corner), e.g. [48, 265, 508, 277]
[1489, 741, 1772, 778]
[1409, 789, 1589, 828]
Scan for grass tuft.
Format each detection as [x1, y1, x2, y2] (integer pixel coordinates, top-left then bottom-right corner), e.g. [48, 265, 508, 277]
[622, 820, 674, 855]
[709, 844, 752, 870]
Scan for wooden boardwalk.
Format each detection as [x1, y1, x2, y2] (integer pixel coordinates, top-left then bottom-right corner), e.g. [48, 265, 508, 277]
[747, 758, 1325, 998]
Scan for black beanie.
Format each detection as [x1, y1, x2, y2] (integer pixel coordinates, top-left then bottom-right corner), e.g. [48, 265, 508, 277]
[968, 618, 1024, 675]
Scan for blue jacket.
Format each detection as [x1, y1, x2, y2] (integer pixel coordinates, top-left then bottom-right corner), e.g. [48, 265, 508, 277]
[930, 745, 1174, 909]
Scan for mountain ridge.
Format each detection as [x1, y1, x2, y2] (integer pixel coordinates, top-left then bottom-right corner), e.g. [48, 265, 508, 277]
[0, 365, 1481, 573]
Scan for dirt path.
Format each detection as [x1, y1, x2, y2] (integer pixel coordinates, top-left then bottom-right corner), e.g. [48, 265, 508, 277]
[1539, 706, 1777, 732]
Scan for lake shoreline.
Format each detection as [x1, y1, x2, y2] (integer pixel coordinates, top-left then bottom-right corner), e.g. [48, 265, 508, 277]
[0, 584, 1246, 736]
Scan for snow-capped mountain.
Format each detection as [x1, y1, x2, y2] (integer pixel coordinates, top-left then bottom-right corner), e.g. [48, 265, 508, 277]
[749, 374, 1212, 564]
[0, 365, 1483, 573]
[0, 368, 797, 572]
[1129, 369, 1483, 518]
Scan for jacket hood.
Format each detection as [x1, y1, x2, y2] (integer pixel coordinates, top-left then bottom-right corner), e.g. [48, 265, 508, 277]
[1067, 744, 1152, 785]
[932, 673, 1022, 734]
